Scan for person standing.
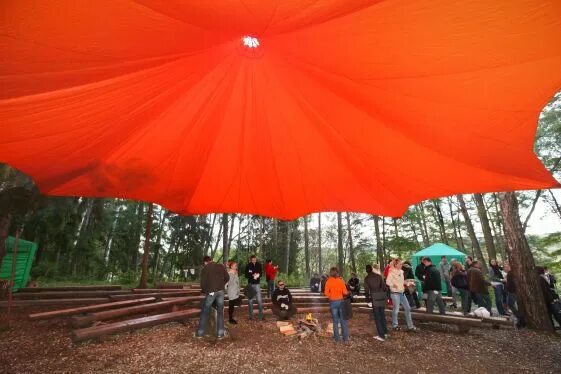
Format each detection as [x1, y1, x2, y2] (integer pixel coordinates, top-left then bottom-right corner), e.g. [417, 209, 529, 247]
[195, 256, 230, 339]
[450, 261, 470, 315]
[265, 259, 279, 298]
[440, 256, 457, 308]
[467, 260, 492, 314]
[465, 256, 474, 269]
[403, 261, 420, 309]
[386, 259, 418, 331]
[504, 263, 525, 328]
[364, 264, 388, 341]
[488, 259, 508, 316]
[271, 280, 297, 320]
[226, 261, 241, 324]
[422, 257, 446, 315]
[245, 255, 264, 321]
[325, 267, 350, 343]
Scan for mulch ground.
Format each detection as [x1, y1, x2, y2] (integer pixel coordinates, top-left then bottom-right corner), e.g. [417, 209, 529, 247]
[1, 308, 560, 374]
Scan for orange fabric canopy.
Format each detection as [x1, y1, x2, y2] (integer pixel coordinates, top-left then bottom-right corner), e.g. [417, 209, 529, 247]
[1, 1, 561, 219]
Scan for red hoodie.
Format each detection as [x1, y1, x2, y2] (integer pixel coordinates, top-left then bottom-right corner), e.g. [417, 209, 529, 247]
[265, 263, 278, 281]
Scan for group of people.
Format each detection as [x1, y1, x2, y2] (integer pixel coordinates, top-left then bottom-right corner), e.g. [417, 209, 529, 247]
[195, 253, 559, 340]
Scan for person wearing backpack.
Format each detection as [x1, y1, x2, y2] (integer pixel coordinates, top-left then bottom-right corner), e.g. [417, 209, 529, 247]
[451, 261, 470, 315]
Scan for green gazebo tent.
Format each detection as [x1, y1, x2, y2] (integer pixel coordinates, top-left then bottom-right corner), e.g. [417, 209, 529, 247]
[0, 236, 38, 291]
[411, 243, 466, 295]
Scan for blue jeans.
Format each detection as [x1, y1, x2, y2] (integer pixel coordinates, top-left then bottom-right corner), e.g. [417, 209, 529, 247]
[372, 306, 387, 338]
[248, 284, 263, 320]
[196, 290, 225, 337]
[329, 300, 349, 342]
[475, 293, 492, 314]
[457, 288, 470, 314]
[267, 279, 275, 298]
[492, 284, 507, 315]
[390, 292, 414, 329]
[426, 290, 446, 314]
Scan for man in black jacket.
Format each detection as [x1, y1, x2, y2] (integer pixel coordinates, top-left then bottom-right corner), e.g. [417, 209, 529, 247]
[271, 281, 297, 320]
[195, 256, 230, 339]
[422, 258, 446, 315]
[364, 264, 388, 341]
[245, 255, 264, 320]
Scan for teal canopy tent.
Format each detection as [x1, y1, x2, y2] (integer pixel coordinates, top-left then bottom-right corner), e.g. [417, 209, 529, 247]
[411, 243, 466, 295]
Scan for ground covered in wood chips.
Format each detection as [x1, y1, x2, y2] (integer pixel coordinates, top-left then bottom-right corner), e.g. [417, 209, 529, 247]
[1, 308, 560, 374]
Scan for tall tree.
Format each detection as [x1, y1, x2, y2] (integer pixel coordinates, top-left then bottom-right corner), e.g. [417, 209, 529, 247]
[372, 215, 383, 266]
[447, 197, 464, 251]
[457, 194, 487, 273]
[473, 193, 497, 260]
[499, 192, 554, 332]
[222, 213, 229, 262]
[318, 213, 322, 273]
[346, 213, 357, 273]
[415, 205, 430, 247]
[337, 212, 344, 273]
[304, 215, 310, 278]
[284, 220, 291, 273]
[432, 199, 449, 244]
[138, 203, 153, 288]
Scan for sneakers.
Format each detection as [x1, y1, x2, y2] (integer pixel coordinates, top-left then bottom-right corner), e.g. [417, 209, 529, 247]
[217, 335, 225, 340]
[228, 319, 238, 324]
[407, 327, 419, 333]
[384, 333, 390, 339]
[374, 336, 385, 342]
[392, 326, 401, 331]
[193, 332, 203, 339]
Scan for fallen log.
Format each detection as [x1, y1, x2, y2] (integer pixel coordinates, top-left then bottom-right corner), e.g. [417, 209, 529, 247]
[18, 285, 123, 292]
[29, 297, 157, 321]
[131, 288, 196, 294]
[156, 282, 197, 289]
[109, 291, 199, 301]
[0, 298, 109, 308]
[13, 290, 131, 299]
[71, 297, 203, 328]
[72, 308, 200, 342]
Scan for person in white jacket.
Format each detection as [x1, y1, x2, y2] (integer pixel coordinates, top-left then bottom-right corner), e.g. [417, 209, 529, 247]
[386, 259, 418, 331]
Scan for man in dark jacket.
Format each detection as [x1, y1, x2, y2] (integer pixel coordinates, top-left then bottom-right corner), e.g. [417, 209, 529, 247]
[245, 255, 264, 320]
[467, 260, 492, 314]
[271, 281, 297, 320]
[195, 256, 230, 339]
[347, 272, 360, 301]
[422, 258, 445, 314]
[310, 274, 321, 293]
[403, 261, 420, 308]
[364, 264, 388, 341]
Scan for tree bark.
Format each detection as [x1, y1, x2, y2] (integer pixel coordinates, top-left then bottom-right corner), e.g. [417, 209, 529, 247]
[346, 213, 357, 273]
[447, 197, 464, 251]
[432, 199, 449, 244]
[457, 195, 487, 273]
[304, 215, 310, 278]
[416, 205, 430, 247]
[284, 220, 291, 273]
[337, 213, 344, 273]
[499, 192, 554, 332]
[318, 213, 322, 274]
[222, 214, 229, 263]
[473, 193, 497, 261]
[381, 217, 387, 264]
[373, 215, 383, 266]
[547, 189, 561, 220]
[138, 203, 153, 289]
[152, 209, 166, 279]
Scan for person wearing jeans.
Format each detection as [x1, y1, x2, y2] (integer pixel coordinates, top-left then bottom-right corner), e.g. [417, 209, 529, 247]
[467, 260, 492, 314]
[450, 261, 470, 315]
[422, 257, 446, 315]
[195, 256, 230, 338]
[386, 259, 417, 331]
[245, 255, 264, 320]
[488, 259, 507, 316]
[364, 264, 388, 341]
[324, 267, 349, 342]
[264, 259, 279, 298]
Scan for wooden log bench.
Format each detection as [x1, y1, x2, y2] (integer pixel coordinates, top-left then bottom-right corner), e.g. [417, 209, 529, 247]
[13, 290, 131, 299]
[18, 285, 123, 292]
[0, 298, 110, 308]
[109, 291, 200, 301]
[71, 296, 203, 328]
[28, 297, 157, 321]
[71, 308, 200, 342]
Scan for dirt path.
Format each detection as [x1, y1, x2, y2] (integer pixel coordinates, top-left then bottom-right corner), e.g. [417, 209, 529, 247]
[1, 310, 560, 373]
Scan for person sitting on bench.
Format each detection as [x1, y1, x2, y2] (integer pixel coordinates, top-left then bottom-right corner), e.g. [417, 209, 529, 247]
[272, 281, 297, 320]
[310, 274, 321, 293]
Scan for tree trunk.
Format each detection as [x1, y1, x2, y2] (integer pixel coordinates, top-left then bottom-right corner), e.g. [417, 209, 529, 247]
[373, 215, 383, 267]
[473, 193, 497, 260]
[222, 214, 229, 263]
[457, 195, 487, 273]
[337, 213, 344, 273]
[547, 189, 561, 220]
[499, 192, 554, 332]
[285, 221, 291, 273]
[409, 220, 421, 249]
[138, 203, 153, 289]
[203, 214, 216, 257]
[210, 224, 222, 258]
[304, 215, 310, 278]
[318, 213, 322, 274]
[381, 217, 388, 264]
[416, 205, 430, 247]
[432, 199, 448, 244]
[152, 209, 166, 279]
[346, 213, 357, 273]
[447, 197, 464, 251]
[227, 214, 235, 256]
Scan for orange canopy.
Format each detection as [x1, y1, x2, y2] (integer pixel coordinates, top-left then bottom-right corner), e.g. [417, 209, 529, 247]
[1, 1, 561, 219]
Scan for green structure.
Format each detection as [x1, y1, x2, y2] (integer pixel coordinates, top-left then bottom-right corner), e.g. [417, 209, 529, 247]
[0, 236, 38, 291]
[411, 243, 466, 295]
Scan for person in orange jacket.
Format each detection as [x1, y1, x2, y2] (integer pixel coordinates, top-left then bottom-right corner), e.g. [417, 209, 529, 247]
[325, 267, 349, 342]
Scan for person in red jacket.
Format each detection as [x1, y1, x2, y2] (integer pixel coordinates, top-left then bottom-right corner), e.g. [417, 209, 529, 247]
[265, 259, 279, 298]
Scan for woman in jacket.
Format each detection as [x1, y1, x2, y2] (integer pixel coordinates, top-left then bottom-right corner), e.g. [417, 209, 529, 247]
[403, 261, 420, 309]
[488, 259, 508, 316]
[226, 261, 241, 324]
[324, 267, 349, 342]
[386, 259, 417, 331]
[451, 261, 470, 315]
[364, 264, 388, 341]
